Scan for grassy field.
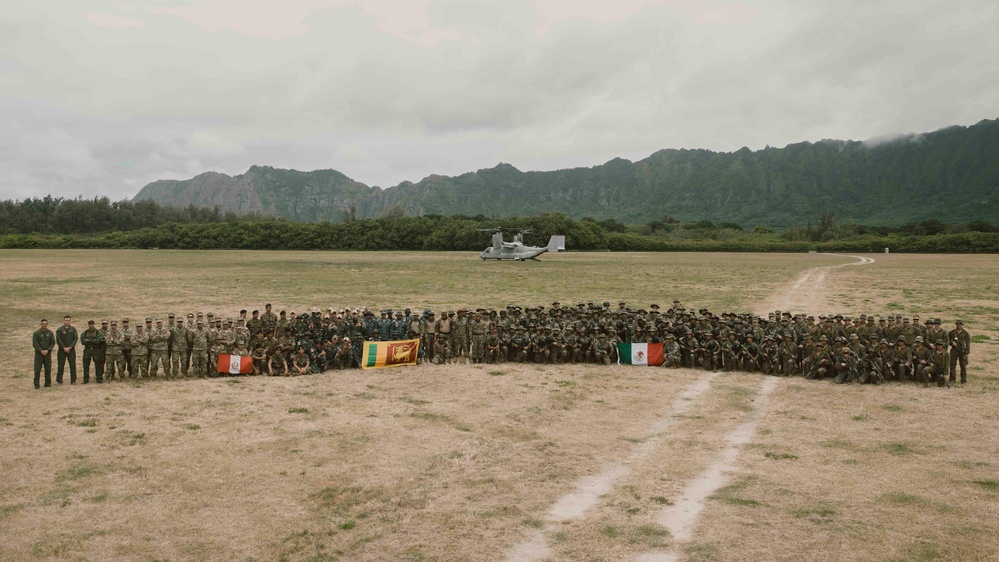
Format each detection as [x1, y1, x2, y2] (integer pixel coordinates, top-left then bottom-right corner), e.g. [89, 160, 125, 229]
[0, 250, 997, 561]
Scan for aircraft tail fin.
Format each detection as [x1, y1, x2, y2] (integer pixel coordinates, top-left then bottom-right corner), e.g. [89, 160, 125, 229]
[547, 235, 565, 252]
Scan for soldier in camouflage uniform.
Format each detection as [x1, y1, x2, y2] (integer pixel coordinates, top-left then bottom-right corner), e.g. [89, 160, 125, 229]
[663, 334, 682, 368]
[121, 318, 134, 377]
[105, 321, 126, 381]
[190, 319, 210, 377]
[131, 324, 149, 378]
[148, 319, 170, 378]
[453, 310, 470, 363]
[170, 318, 190, 377]
[432, 334, 451, 365]
[80, 320, 105, 384]
[469, 313, 487, 363]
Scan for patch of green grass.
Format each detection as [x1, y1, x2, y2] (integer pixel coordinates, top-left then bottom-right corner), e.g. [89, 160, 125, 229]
[86, 493, 109, 504]
[184, 423, 201, 430]
[410, 412, 452, 423]
[339, 519, 356, 530]
[877, 491, 930, 507]
[722, 385, 755, 412]
[55, 461, 104, 483]
[38, 484, 76, 507]
[353, 392, 375, 400]
[400, 397, 429, 406]
[851, 414, 871, 421]
[879, 442, 917, 455]
[885, 302, 903, 310]
[312, 485, 383, 518]
[554, 380, 575, 387]
[629, 524, 670, 547]
[710, 478, 761, 507]
[0, 503, 25, 520]
[882, 404, 904, 412]
[599, 525, 622, 538]
[288, 407, 309, 413]
[118, 430, 145, 446]
[68, 418, 98, 427]
[881, 541, 941, 562]
[953, 460, 990, 469]
[970, 334, 990, 343]
[686, 542, 719, 562]
[650, 496, 672, 505]
[819, 439, 855, 450]
[226, 379, 240, 384]
[791, 502, 836, 519]
[522, 518, 544, 528]
[764, 452, 798, 460]
[970, 480, 999, 491]
[488, 370, 506, 376]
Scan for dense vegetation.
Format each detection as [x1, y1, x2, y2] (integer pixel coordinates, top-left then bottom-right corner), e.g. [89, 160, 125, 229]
[1, 202, 997, 253]
[133, 118, 999, 227]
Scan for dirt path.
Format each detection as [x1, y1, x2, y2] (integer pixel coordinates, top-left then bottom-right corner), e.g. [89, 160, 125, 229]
[506, 254, 875, 561]
[634, 377, 779, 561]
[505, 373, 720, 562]
[755, 254, 876, 315]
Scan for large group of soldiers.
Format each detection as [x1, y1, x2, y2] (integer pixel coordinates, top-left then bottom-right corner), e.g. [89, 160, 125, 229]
[31, 300, 972, 389]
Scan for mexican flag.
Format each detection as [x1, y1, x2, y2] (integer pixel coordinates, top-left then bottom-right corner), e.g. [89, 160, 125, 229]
[362, 339, 420, 369]
[217, 353, 253, 374]
[617, 342, 664, 366]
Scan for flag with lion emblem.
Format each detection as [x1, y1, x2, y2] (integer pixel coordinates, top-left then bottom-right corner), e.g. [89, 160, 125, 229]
[616, 342, 664, 366]
[361, 339, 421, 369]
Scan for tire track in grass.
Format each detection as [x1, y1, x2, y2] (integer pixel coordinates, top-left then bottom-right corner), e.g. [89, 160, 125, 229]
[506, 372, 720, 561]
[633, 376, 779, 562]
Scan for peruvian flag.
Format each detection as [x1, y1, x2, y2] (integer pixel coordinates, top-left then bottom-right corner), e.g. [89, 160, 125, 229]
[617, 342, 664, 366]
[217, 354, 253, 374]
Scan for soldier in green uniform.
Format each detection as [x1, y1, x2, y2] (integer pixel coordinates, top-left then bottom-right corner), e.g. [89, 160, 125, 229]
[170, 318, 190, 377]
[120, 318, 133, 377]
[291, 346, 310, 376]
[470, 313, 487, 363]
[32, 319, 55, 389]
[432, 334, 451, 365]
[56, 315, 79, 384]
[922, 341, 950, 387]
[190, 319, 210, 377]
[663, 334, 682, 368]
[80, 320, 105, 384]
[105, 321, 126, 381]
[131, 324, 149, 378]
[149, 319, 170, 378]
[948, 320, 971, 384]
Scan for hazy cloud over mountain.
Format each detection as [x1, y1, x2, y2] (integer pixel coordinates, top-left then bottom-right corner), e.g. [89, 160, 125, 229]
[2, 0, 997, 200]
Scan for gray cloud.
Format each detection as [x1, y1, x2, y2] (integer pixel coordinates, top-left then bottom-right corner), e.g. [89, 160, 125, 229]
[1, 0, 997, 201]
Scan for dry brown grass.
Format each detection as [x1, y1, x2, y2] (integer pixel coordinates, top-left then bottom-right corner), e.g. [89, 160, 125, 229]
[0, 250, 996, 561]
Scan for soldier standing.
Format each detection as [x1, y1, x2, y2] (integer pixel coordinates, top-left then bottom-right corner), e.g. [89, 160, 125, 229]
[80, 320, 105, 384]
[261, 304, 278, 337]
[948, 320, 971, 384]
[105, 321, 126, 380]
[148, 319, 170, 378]
[470, 313, 487, 364]
[120, 318, 133, 377]
[131, 324, 149, 378]
[190, 319, 210, 377]
[171, 318, 190, 377]
[98, 319, 109, 377]
[32, 319, 55, 389]
[56, 315, 79, 384]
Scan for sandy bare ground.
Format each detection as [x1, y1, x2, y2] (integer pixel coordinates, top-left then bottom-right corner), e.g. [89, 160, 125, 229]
[1, 251, 997, 561]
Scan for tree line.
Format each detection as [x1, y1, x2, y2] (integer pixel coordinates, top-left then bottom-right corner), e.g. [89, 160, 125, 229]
[0, 200, 996, 253]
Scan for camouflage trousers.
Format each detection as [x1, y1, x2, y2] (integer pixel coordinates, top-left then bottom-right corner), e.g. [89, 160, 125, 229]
[149, 350, 168, 377]
[105, 353, 126, 380]
[132, 354, 149, 378]
[191, 349, 208, 377]
[171, 348, 189, 377]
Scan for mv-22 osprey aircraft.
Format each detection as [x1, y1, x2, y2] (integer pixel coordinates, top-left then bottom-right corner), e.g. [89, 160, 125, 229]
[479, 228, 565, 260]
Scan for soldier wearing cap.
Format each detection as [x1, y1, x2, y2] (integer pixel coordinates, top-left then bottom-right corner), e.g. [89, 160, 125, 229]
[148, 318, 170, 378]
[130, 322, 149, 378]
[469, 312, 488, 363]
[189, 318, 210, 377]
[947, 320, 971, 384]
[170, 316, 191, 378]
[80, 319, 105, 384]
[98, 319, 109, 376]
[105, 321, 126, 381]
[921, 340, 950, 387]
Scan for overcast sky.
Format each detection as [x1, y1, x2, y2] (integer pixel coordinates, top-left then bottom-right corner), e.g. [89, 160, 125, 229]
[2, 0, 997, 201]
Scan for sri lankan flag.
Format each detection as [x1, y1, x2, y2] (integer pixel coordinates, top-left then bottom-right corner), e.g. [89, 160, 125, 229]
[361, 339, 420, 369]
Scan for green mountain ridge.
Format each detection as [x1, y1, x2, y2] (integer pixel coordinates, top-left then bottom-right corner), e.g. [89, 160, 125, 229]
[132, 119, 999, 227]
